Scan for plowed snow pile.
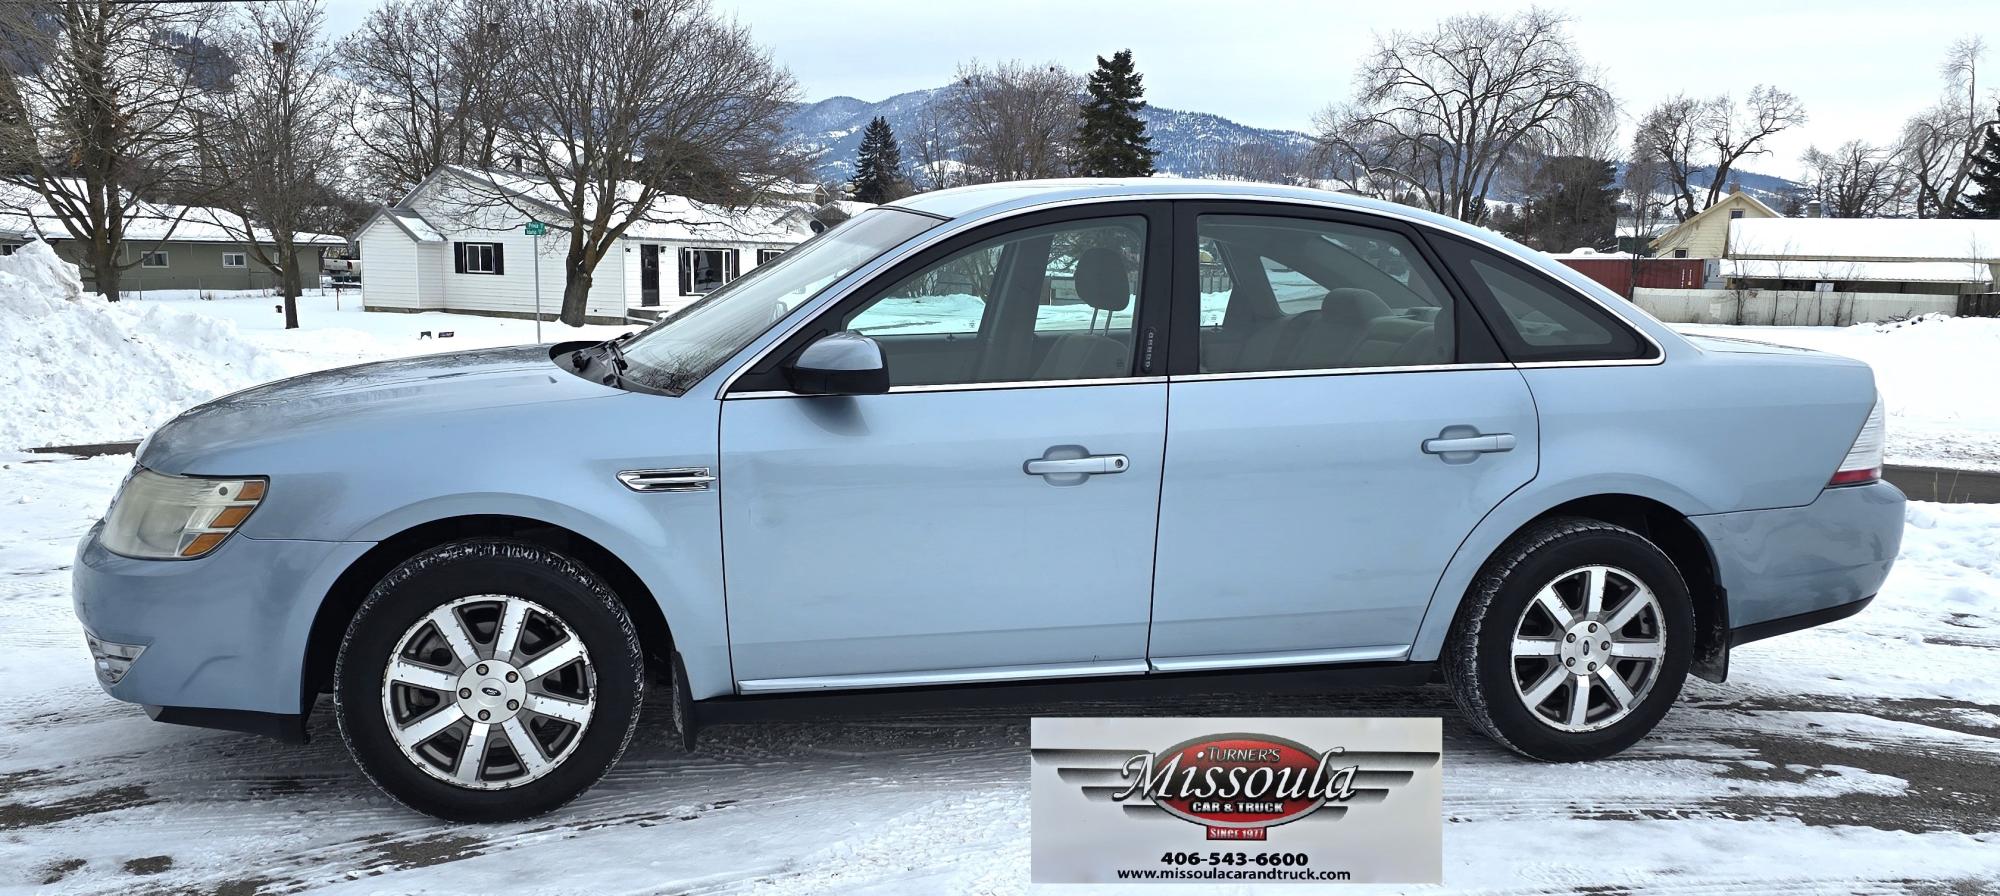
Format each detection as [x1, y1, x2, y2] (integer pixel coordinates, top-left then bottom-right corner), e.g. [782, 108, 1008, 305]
[0, 242, 289, 450]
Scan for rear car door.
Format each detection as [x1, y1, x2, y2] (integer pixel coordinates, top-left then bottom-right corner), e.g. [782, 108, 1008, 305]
[1147, 203, 1540, 670]
[718, 203, 1174, 690]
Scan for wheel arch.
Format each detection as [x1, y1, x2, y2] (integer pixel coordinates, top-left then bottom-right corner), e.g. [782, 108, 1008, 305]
[302, 514, 678, 713]
[1412, 490, 1730, 682]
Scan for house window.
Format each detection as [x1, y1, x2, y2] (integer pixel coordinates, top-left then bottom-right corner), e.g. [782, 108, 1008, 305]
[0, 244, 17, 256]
[141, 250, 169, 268]
[1729, 209, 1745, 219]
[1673, 249, 1688, 258]
[757, 248, 786, 265]
[222, 252, 246, 268]
[455, 241, 504, 275]
[680, 247, 737, 295]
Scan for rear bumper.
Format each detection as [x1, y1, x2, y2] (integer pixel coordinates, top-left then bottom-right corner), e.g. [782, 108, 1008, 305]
[1693, 479, 1905, 633]
[72, 522, 372, 719]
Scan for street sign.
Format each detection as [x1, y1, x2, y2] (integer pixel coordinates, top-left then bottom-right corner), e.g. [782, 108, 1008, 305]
[524, 221, 546, 236]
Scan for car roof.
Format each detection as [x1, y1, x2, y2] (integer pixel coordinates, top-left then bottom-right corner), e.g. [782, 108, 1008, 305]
[886, 178, 1486, 240]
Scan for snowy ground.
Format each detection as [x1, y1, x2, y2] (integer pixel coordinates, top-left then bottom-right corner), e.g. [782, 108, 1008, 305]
[1, 453, 1997, 894]
[1677, 316, 2000, 472]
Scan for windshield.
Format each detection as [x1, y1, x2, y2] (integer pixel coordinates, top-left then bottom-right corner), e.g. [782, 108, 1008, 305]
[618, 208, 941, 393]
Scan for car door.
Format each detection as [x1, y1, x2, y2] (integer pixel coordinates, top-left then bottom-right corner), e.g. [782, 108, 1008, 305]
[1147, 203, 1540, 670]
[717, 203, 1173, 691]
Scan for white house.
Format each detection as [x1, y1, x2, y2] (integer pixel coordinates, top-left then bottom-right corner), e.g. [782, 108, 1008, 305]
[353, 166, 820, 323]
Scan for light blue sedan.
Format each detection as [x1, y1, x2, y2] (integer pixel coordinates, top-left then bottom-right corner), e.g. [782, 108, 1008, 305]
[74, 179, 1903, 820]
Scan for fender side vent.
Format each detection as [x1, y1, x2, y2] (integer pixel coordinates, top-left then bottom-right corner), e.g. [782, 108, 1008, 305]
[617, 468, 716, 492]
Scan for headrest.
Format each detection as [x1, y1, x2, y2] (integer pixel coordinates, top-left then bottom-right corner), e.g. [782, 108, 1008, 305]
[1073, 247, 1132, 313]
[1319, 287, 1391, 325]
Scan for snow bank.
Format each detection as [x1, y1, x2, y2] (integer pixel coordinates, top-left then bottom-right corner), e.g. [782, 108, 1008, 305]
[0, 242, 291, 450]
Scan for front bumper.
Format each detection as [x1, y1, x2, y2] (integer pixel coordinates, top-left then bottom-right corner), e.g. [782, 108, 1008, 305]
[1693, 479, 1906, 633]
[72, 522, 373, 719]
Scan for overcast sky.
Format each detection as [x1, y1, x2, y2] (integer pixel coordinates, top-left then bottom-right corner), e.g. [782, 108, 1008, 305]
[321, 0, 1996, 177]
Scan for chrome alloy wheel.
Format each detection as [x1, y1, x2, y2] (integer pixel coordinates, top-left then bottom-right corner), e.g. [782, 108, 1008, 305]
[1509, 565, 1666, 733]
[380, 595, 595, 790]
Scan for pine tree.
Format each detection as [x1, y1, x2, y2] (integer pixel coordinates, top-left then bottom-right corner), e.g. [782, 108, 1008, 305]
[851, 116, 905, 204]
[1956, 124, 2000, 219]
[1515, 156, 1621, 251]
[1073, 49, 1156, 177]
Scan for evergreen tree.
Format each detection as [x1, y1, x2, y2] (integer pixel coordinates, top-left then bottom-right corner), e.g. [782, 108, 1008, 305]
[850, 116, 905, 204]
[1513, 156, 1621, 251]
[1956, 124, 2000, 219]
[1073, 49, 1156, 177]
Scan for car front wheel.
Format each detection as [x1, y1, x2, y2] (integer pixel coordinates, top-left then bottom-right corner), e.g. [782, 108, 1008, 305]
[1444, 517, 1694, 761]
[334, 539, 645, 821]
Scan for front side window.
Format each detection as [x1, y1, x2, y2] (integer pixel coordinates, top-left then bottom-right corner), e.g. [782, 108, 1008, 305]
[141, 250, 169, 268]
[681, 248, 737, 295]
[456, 242, 501, 274]
[1446, 241, 1653, 362]
[617, 208, 938, 394]
[842, 216, 1147, 387]
[221, 252, 246, 268]
[1196, 215, 1454, 374]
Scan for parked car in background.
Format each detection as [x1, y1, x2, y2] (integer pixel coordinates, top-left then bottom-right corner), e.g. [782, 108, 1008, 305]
[74, 179, 1903, 821]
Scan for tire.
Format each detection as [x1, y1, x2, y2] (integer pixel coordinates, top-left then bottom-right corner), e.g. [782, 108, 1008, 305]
[1443, 517, 1694, 762]
[334, 539, 645, 822]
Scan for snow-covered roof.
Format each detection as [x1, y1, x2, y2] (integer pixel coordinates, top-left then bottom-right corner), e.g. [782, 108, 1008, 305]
[1648, 191, 1781, 250]
[0, 181, 344, 246]
[354, 207, 445, 244]
[429, 166, 814, 244]
[1720, 259, 1994, 284]
[1728, 218, 2000, 262]
[1548, 248, 1636, 259]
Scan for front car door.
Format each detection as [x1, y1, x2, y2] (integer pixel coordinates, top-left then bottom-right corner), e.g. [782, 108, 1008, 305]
[1147, 203, 1541, 670]
[717, 203, 1174, 691]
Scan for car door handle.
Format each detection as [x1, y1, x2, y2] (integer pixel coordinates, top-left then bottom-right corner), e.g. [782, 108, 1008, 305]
[1422, 433, 1517, 455]
[1024, 455, 1129, 476]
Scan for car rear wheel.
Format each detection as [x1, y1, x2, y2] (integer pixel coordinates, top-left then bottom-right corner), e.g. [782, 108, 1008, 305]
[1443, 518, 1694, 761]
[334, 539, 645, 821]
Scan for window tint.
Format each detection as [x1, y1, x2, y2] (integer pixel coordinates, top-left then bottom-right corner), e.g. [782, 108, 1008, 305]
[1453, 247, 1651, 362]
[842, 216, 1147, 387]
[1195, 215, 1454, 374]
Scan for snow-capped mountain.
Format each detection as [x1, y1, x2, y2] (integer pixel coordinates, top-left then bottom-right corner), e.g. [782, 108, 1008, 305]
[784, 86, 1314, 183]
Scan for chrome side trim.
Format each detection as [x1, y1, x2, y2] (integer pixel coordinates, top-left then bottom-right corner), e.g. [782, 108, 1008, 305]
[1171, 362, 1514, 384]
[1147, 644, 1411, 673]
[712, 191, 1674, 397]
[616, 468, 716, 492]
[726, 375, 1167, 400]
[736, 659, 1149, 693]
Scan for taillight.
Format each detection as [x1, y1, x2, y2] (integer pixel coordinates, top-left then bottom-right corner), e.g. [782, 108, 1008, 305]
[1829, 397, 1884, 487]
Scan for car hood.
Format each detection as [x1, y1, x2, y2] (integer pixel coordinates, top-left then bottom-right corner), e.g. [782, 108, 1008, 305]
[140, 345, 623, 473]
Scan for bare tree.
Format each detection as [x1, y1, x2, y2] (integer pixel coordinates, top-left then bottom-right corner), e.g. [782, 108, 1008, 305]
[1622, 143, 1672, 246]
[944, 60, 1082, 183]
[1803, 140, 1912, 218]
[905, 98, 961, 191]
[1312, 9, 1613, 223]
[192, 1, 346, 329]
[1196, 140, 1317, 185]
[1701, 86, 1806, 210]
[1635, 87, 1805, 220]
[335, 0, 511, 202]
[458, 0, 802, 326]
[1633, 96, 1706, 221]
[1897, 38, 1998, 217]
[0, 0, 217, 300]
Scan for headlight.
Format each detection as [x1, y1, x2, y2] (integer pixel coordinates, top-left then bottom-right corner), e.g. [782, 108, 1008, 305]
[100, 468, 268, 559]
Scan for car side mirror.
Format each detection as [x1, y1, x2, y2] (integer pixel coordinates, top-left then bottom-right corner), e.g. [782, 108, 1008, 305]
[786, 331, 890, 395]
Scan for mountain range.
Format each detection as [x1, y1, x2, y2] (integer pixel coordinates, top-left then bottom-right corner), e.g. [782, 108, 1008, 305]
[782, 86, 1804, 206]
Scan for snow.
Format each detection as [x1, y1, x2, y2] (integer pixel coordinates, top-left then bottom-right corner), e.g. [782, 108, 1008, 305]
[0, 181, 344, 246]
[440, 166, 816, 244]
[1677, 315, 2000, 470]
[1728, 217, 2000, 262]
[0, 244, 637, 450]
[1, 450, 1996, 892]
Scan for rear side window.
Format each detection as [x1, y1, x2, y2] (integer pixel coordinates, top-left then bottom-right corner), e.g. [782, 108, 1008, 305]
[1444, 240, 1654, 363]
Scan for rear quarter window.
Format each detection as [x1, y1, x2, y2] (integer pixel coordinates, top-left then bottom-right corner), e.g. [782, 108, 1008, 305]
[1439, 237, 1656, 363]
